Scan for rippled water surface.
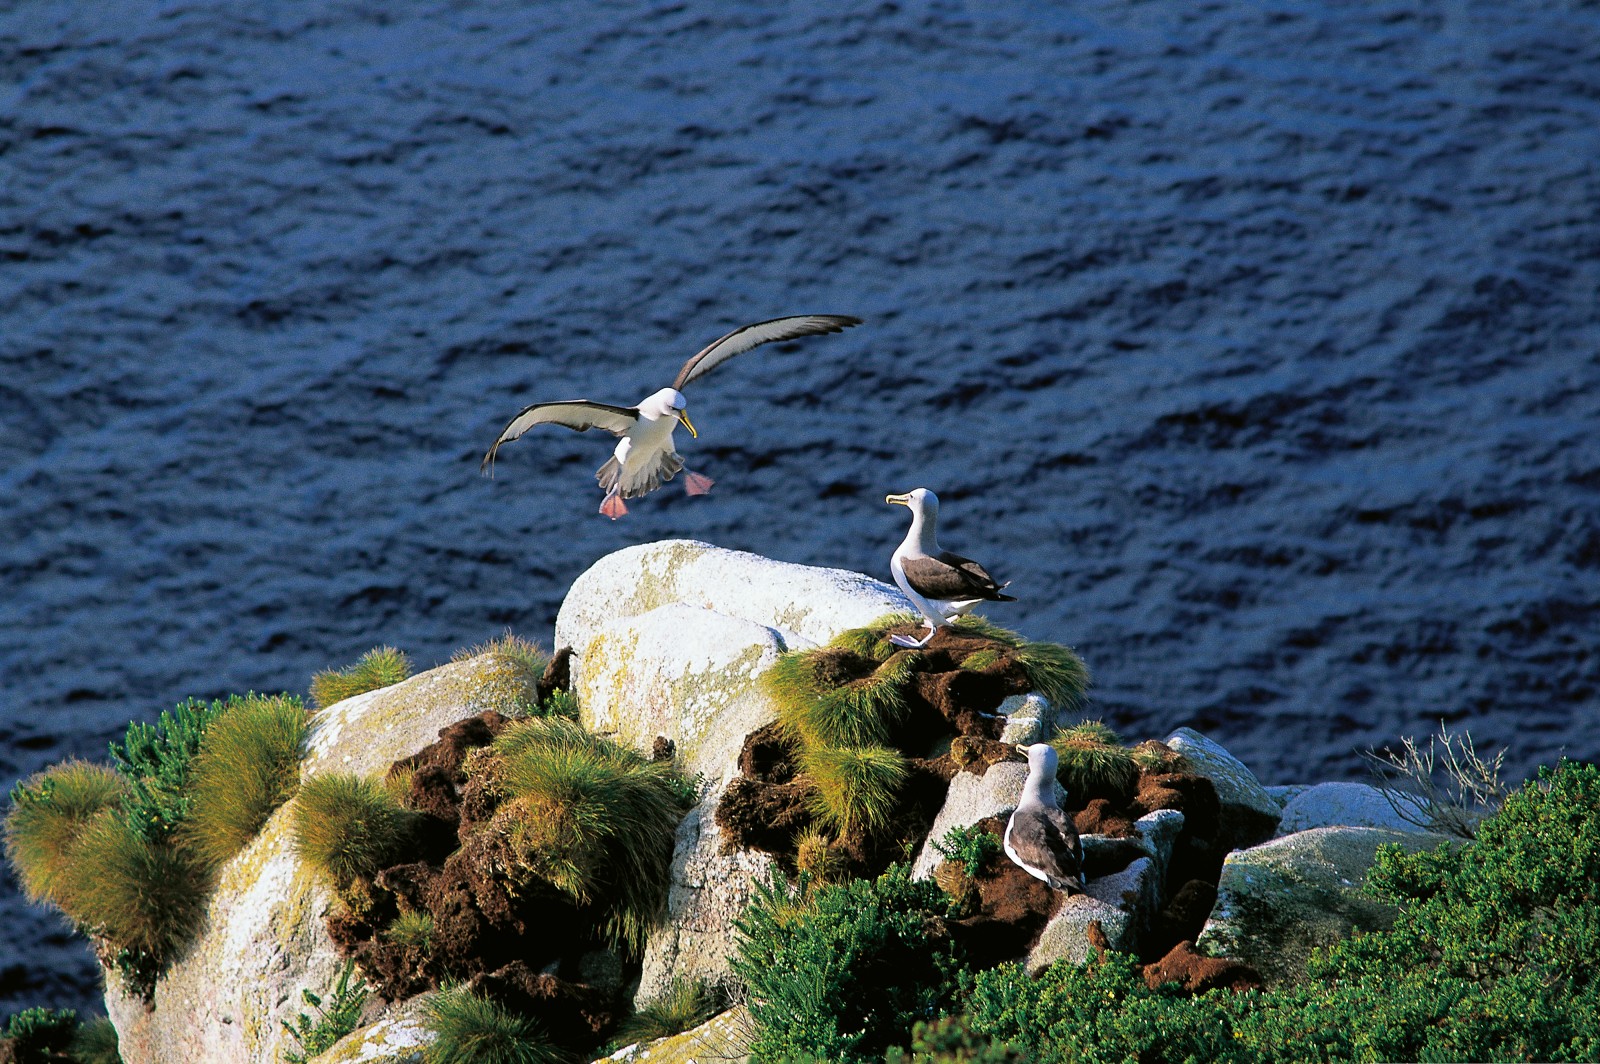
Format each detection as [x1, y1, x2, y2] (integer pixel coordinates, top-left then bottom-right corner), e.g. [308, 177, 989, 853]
[3, 0, 1597, 1013]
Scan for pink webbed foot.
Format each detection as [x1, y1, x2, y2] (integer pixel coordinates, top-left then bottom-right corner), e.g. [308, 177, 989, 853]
[683, 471, 715, 496]
[599, 492, 629, 519]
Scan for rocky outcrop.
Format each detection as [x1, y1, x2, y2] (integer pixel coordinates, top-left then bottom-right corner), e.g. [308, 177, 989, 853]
[1274, 781, 1430, 836]
[1195, 825, 1446, 985]
[1164, 728, 1281, 849]
[605, 1006, 754, 1063]
[104, 652, 540, 1064]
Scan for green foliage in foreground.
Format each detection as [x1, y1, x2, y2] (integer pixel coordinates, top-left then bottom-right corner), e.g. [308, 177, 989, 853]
[0, 1008, 121, 1064]
[933, 823, 1000, 879]
[282, 960, 368, 1064]
[733, 866, 965, 1063]
[422, 985, 562, 1064]
[309, 645, 413, 710]
[108, 697, 227, 842]
[735, 761, 1600, 1063]
[181, 693, 309, 869]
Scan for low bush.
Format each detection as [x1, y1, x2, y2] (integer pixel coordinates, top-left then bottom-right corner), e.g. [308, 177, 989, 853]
[181, 693, 309, 868]
[2, 1006, 78, 1062]
[4, 761, 128, 907]
[732, 865, 964, 1063]
[933, 824, 1000, 879]
[480, 717, 693, 952]
[291, 773, 415, 895]
[109, 697, 226, 842]
[422, 985, 562, 1064]
[310, 645, 413, 710]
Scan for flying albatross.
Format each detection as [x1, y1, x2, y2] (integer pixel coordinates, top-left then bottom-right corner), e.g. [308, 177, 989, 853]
[1004, 743, 1086, 892]
[481, 314, 862, 518]
[884, 487, 1015, 648]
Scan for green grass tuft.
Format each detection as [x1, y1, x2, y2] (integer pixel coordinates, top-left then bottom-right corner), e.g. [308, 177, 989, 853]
[615, 976, 720, 1046]
[384, 910, 435, 952]
[66, 810, 211, 966]
[1057, 720, 1120, 746]
[943, 615, 1026, 647]
[451, 631, 548, 677]
[485, 717, 692, 953]
[291, 773, 415, 893]
[959, 648, 1004, 672]
[827, 614, 922, 662]
[4, 761, 128, 907]
[181, 693, 310, 869]
[71, 1016, 122, 1064]
[801, 745, 909, 835]
[767, 650, 924, 751]
[794, 826, 845, 885]
[1013, 641, 1090, 713]
[1050, 735, 1139, 805]
[423, 985, 563, 1064]
[310, 646, 413, 710]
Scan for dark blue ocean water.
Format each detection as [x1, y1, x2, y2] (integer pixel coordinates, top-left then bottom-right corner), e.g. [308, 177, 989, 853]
[2, 0, 1597, 1016]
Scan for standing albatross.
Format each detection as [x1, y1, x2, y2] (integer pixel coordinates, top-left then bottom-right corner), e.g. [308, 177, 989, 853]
[481, 314, 862, 518]
[884, 487, 1015, 648]
[1004, 743, 1086, 892]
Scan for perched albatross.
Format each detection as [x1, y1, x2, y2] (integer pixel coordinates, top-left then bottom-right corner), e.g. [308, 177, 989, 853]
[1004, 743, 1086, 892]
[884, 487, 1015, 648]
[481, 314, 862, 518]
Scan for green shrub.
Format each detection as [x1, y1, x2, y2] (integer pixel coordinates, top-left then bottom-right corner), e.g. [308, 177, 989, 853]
[885, 1016, 1026, 1063]
[282, 960, 368, 1064]
[766, 648, 923, 750]
[2, 1006, 78, 1062]
[422, 985, 562, 1064]
[535, 689, 579, 720]
[71, 1016, 122, 1064]
[66, 811, 211, 971]
[485, 717, 692, 952]
[614, 976, 720, 1045]
[109, 697, 227, 841]
[933, 824, 1000, 879]
[310, 646, 413, 710]
[291, 773, 415, 893]
[181, 693, 309, 869]
[4, 761, 128, 907]
[732, 866, 964, 1063]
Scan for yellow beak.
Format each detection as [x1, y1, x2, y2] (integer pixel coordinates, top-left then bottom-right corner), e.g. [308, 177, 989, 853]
[886, 492, 911, 506]
[676, 411, 697, 439]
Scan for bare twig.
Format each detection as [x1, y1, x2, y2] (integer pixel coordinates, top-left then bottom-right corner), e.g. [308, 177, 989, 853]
[1362, 722, 1508, 840]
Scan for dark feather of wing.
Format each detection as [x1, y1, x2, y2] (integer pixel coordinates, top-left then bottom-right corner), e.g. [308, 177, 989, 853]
[672, 314, 862, 390]
[479, 401, 639, 475]
[901, 551, 1010, 601]
[1008, 807, 1083, 882]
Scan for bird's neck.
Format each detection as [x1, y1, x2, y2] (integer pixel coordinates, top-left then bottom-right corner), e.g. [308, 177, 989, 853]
[900, 510, 938, 553]
[1021, 769, 1058, 808]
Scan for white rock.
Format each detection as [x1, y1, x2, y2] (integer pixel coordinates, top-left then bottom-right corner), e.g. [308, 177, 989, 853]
[1164, 727, 1281, 847]
[910, 763, 1029, 880]
[555, 539, 911, 655]
[1275, 781, 1431, 837]
[603, 1005, 754, 1063]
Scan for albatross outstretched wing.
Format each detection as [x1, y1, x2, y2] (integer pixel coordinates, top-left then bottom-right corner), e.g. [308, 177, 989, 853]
[900, 551, 1016, 602]
[480, 400, 640, 476]
[672, 314, 862, 390]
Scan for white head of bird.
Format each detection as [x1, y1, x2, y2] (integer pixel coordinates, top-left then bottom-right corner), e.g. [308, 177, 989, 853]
[1018, 742, 1060, 803]
[886, 487, 939, 541]
[638, 387, 696, 436]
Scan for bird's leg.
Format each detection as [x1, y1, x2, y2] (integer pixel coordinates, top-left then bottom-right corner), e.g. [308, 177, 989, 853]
[599, 490, 629, 519]
[888, 622, 939, 649]
[683, 470, 715, 496]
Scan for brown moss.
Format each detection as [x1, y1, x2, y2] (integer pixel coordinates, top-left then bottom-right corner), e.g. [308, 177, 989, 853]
[1131, 772, 1220, 844]
[536, 647, 572, 706]
[950, 736, 1018, 775]
[1074, 798, 1138, 838]
[1145, 878, 1220, 961]
[1142, 939, 1262, 993]
[946, 816, 1061, 969]
[468, 961, 617, 1046]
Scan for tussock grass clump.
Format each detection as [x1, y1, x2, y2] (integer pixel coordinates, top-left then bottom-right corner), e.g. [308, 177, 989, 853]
[801, 745, 909, 835]
[4, 761, 128, 907]
[451, 631, 547, 677]
[945, 616, 1090, 711]
[485, 717, 693, 952]
[310, 645, 413, 710]
[959, 647, 1004, 672]
[67, 811, 211, 965]
[423, 985, 562, 1064]
[827, 613, 921, 663]
[794, 826, 845, 884]
[767, 650, 924, 750]
[292, 773, 415, 892]
[1050, 723, 1140, 805]
[385, 910, 435, 952]
[182, 693, 310, 869]
[71, 1016, 122, 1064]
[615, 976, 720, 1046]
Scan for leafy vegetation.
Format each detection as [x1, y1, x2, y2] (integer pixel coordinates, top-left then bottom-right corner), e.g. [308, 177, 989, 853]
[282, 960, 369, 1064]
[291, 773, 415, 897]
[181, 693, 309, 868]
[4, 761, 128, 907]
[108, 697, 227, 842]
[476, 716, 693, 952]
[732, 866, 965, 1063]
[614, 976, 720, 1046]
[422, 985, 562, 1064]
[2, 1006, 79, 1062]
[309, 645, 413, 710]
[933, 824, 1000, 879]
